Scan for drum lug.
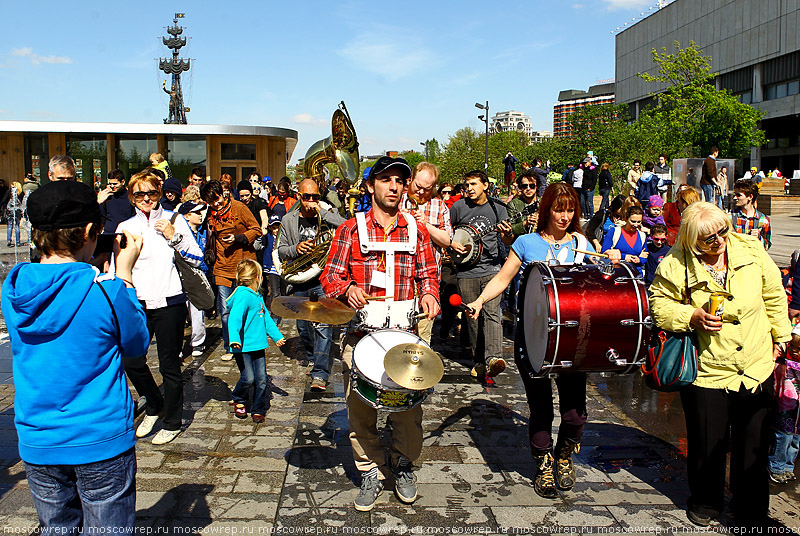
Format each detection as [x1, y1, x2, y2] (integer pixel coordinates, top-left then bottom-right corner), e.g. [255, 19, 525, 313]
[548, 319, 578, 330]
[543, 276, 573, 284]
[606, 348, 626, 366]
[619, 317, 654, 329]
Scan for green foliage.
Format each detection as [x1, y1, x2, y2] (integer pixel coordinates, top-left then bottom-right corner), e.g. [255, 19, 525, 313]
[438, 127, 486, 184]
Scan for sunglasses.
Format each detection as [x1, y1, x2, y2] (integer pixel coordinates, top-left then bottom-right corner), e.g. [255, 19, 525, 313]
[132, 190, 160, 200]
[519, 183, 535, 189]
[300, 193, 321, 201]
[651, 237, 668, 243]
[699, 226, 729, 246]
[441, 190, 452, 194]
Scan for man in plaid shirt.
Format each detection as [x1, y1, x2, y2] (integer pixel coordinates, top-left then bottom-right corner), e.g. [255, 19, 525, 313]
[321, 156, 439, 512]
[731, 179, 771, 249]
[400, 162, 453, 344]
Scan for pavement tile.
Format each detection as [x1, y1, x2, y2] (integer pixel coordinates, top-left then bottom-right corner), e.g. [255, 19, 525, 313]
[137, 470, 238, 493]
[276, 507, 369, 529]
[415, 462, 505, 484]
[492, 505, 619, 530]
[371, 506, 497, 531]
[565, 481, 687, 506]
[210, 455, 287, 472]
[233, 471, 285, 494]
[607, 504, 701, 530]
[409, 482, 560, 507]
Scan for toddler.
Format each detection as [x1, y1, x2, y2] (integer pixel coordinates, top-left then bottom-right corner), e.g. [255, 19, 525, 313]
[769, 325, 800, 483]
[642, 195, 665, 232]
[227, 259, 285, 423]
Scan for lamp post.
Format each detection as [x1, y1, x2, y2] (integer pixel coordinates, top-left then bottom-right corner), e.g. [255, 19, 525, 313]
[475, 101, 489, 172]
[420, 141, 429, 161]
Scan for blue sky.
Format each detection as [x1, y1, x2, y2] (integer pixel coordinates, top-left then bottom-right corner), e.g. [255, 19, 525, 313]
[0, 0, 660, 163]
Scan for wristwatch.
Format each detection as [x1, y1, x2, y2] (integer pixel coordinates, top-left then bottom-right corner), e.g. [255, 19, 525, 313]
[168, 233, 183, 247]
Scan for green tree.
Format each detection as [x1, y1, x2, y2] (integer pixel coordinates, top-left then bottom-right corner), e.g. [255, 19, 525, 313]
[439, 127, 485, 184]
[638, 41, 766, 158]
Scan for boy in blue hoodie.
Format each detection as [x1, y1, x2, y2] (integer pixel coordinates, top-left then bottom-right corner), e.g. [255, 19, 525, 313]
[1, 181, 150, 530]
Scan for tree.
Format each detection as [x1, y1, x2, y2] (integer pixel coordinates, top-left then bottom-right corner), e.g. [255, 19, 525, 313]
[638, 41, 766, 158]
[439, 127, 485, 184]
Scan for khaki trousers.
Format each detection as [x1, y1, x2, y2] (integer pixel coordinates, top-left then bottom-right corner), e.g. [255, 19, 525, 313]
[416, 317, 433, 345]
[341, 333, 423, 478]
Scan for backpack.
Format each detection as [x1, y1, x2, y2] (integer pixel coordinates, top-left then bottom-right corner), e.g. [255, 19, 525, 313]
[636, 174, 659, 206]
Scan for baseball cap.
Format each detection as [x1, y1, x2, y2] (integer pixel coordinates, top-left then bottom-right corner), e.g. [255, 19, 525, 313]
[178, 201, 207, 215]
[268, 215, 281, 226]
[367, 157, 411, 182]
[27, 181, 102, 232]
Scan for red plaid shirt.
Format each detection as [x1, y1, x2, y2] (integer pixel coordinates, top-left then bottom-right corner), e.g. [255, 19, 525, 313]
[321, 210, 440, 302]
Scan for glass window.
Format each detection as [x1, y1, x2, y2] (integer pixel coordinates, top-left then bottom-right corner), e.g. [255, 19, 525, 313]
[765, 85, 777, 100]
[789, 80, 800, 96]
[117, 136, 158, 180]
[220, 143, 256, 161]
[776, 83, 788, 99]
[23, 134, 48, 181]
[167, 136, 207, 183]
[66, 135, 107, 186]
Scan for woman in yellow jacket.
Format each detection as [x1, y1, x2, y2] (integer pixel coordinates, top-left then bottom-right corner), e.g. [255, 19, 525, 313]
[649, 202, 792, 529]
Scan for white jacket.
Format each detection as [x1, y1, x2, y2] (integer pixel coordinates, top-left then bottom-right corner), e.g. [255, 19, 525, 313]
[117, 205, 202, 309]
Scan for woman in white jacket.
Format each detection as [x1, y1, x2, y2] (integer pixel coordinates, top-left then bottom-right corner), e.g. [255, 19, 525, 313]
[117, 169, 203, 445]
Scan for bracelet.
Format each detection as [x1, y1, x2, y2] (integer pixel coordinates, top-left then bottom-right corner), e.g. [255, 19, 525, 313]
[477, 295, 486, 304]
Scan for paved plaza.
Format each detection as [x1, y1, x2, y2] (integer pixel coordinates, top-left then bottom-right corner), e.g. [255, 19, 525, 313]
[0, 215, 797, 532]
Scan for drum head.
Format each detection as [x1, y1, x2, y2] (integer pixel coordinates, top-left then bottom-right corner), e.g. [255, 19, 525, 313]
[353, 329, 424, 389]
[519, 263, 550, 373]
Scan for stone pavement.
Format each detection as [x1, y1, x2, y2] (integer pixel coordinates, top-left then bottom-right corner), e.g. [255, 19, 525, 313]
[0, 316, 798, 534]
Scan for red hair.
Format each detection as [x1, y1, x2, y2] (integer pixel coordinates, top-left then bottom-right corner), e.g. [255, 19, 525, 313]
[535, 183, 583, 235]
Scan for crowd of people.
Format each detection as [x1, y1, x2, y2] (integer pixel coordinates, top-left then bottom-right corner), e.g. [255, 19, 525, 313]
[2, 150, 800, 532]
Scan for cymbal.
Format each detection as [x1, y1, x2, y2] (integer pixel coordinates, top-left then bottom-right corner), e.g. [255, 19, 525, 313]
[384, 344, 444, 390]
[270, 296, 355, 325]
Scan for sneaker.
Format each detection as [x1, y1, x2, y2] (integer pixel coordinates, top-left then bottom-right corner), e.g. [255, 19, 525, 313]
[152, 429, 181, 445]
[784, 471, 797, 482]
[191, 346, 205, 357]
[234, 403, 247, 419]
[136, 415, 159, 438]
[533, 451, 558, 499]
[354, 468, 383, 511]
[770, 471, 789, 484]
[554, 440, 580, 490]
[392, 456, 418, 503]
[470, 364, 485, 378]
[686, 509, 713, 527]
[310, 377, 327, 392]
[486, 357, 506, 377]
[252, 414, 265, 423]
[221, 353, 234, 361]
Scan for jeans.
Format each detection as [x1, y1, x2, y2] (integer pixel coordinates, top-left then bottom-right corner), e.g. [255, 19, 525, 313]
[598, 189, 611, 213]
[217, 283, 235, 352]
[457, 275, 502, 366]
[24, 447, 136, 531]
[701, 184, 715, 204]
[232, 349, 270, 415]
[267, 273, 285, 324]
[6, 212, 20, 245]
[580, 189, 594, 219]
[770, 431, 800, 474]
[294, 283, 333, 382]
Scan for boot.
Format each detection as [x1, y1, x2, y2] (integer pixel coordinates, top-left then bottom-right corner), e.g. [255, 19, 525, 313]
[554, 439, 580, 491]
[532, 450, 558, 498]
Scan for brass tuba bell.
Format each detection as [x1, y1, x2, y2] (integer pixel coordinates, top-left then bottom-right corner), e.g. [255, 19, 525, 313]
[303, 101, 360, 186]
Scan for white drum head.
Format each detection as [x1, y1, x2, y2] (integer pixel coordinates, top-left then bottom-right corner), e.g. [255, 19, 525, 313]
[521, 265, 550, 373]
[353, 329, 425, 389]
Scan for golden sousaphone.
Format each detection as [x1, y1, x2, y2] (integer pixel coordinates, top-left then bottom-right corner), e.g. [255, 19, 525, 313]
[273, 101, 360, 284]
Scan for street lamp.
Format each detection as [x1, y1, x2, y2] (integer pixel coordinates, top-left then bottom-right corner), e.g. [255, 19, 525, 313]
[475, 101, 489, 171]
[420, 141, 429, 161]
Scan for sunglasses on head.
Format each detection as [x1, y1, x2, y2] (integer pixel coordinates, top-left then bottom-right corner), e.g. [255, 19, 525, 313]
[300, 193, 321, 201]
[700, 226, 729, 245]
[132, 190, 159, 200]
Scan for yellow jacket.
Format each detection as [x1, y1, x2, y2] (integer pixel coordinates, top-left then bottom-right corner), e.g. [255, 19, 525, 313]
[649, 232, 791, 391]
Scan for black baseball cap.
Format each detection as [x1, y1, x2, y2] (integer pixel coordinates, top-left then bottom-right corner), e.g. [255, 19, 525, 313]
[178, 201, 207, 215]
[27, 181, 102, 231]
[367, 157, 412, 182]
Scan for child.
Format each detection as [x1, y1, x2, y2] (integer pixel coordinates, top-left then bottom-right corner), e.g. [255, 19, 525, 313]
[642, 195, 665, 233]
[770, 325, 800, 483]
[179, 201, 210, 356]
[149, 152, 173, 181]
[227, 259, 285, 423]
[261, 215, 284, 325]
[643, 223, 670, 288]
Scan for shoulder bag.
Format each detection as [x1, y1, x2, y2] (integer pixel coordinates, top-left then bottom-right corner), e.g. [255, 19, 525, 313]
[641, 254, 699, 392]
[170, 214, 215, 311]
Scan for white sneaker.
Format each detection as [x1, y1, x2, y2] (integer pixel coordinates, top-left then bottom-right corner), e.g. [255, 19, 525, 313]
[221, 353, 234, 361]
[136, 415, 159, 438]
[191, 346, 204, 357]
[152, 429, 181, 445]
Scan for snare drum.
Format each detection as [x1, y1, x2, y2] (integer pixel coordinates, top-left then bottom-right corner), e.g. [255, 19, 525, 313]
[516, 262, 651, 377]
[351, 329, 433, 412]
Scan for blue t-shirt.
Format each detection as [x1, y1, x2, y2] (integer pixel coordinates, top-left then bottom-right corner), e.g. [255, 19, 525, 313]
[511, 233, 594, 273]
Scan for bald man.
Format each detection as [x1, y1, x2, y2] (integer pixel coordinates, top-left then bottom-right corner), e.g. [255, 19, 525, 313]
[277, 179, 345, 390]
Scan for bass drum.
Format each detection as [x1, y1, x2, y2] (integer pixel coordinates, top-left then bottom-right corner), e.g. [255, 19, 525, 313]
[515, 262, 651, 377]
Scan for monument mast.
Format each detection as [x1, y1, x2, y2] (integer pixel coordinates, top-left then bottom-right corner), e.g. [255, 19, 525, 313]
[159, 13, 191, 124]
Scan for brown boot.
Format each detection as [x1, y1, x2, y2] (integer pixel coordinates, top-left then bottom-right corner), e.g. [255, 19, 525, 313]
[554, 439, 580, 490]
[532, 450, 558, 498]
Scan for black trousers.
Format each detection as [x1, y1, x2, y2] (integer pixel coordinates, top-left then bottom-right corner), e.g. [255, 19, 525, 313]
[123, 303, 187, 431]
[679, 376, 775, 526]
[515, 353, 587, 453]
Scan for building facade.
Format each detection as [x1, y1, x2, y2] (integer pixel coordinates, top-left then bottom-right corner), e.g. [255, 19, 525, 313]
[615, 0, 800, 173]
[490, 111, 534, 137]
[0, 121, 298, 186]
[552, 83, 616, 137]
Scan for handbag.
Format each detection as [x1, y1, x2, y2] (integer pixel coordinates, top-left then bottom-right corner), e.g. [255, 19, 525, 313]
[204, 229, 217, 268]
[642, 255, 699, 392]
[170, 214, 215, 311]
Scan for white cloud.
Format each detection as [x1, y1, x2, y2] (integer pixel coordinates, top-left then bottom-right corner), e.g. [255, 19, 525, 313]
[11, 47, 72, 65]
[602, 0, 652, 10]
[338, 29, 436, 80]
[291, 113, 326, 126]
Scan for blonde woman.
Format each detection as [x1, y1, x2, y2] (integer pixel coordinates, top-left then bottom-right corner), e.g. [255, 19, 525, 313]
[3, 182, 24, 246]
[649, 202, 791, 529]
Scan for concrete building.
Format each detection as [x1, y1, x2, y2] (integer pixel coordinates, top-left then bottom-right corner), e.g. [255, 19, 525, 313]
[531, 130, 554, 144]
[490, 111, 534, 137]
[615, 0, 800, 173]
[552, 83, 616, 137]
[0, 121, 298, 186]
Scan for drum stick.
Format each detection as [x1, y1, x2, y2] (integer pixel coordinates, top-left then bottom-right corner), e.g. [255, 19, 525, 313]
[365, 296, 392, 301]
[572, 248, 609, 259]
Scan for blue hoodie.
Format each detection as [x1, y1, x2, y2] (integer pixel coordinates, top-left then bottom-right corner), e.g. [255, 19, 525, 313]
[1, 263, 150, 465]
[227, 286, 284, 352]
